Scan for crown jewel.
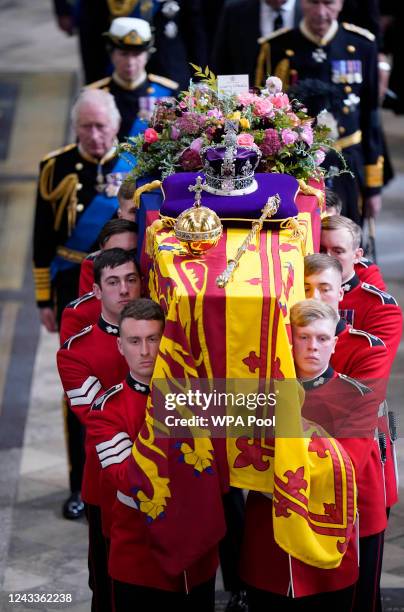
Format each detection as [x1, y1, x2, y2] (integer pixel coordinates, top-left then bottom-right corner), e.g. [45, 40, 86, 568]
[201, 120, 262, 196]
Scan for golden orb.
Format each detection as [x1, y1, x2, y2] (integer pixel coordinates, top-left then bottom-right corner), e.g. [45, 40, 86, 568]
[174, 204, 223, 256]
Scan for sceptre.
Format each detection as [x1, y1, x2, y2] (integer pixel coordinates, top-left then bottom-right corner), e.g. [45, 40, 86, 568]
[216, 194, 281, 288]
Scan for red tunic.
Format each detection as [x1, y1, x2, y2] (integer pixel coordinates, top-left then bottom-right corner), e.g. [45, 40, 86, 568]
[87, 377, 218, 591]
[331, 319, 398, 510]
[59, 291, 101, 346]
[57, 317, 128, 505]
[354, 257, 386, 291]
[240, 369, 380, 597]
[78, 251, 97, 296]
[339, 273, 403, 366]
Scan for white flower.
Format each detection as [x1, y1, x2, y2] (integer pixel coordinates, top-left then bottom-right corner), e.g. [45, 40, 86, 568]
[265, 76, 283, 94]
[317, 109, 339, 140]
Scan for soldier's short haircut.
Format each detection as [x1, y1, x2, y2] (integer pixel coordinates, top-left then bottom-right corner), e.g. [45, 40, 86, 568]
[71, 89, 121, 131]
[118, 180, 137, 202]
[290, 299, 339, 329]
[325, 188, 343, 214]
[119, 298, 165, 330]
[321, 215, 362, 249]
[98, 219, 138, 248]
[93, 248, 139, 285]
[304, 253, 343, 277]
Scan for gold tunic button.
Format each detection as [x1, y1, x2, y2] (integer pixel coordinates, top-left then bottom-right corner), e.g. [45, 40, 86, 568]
[339, 126, 346, 134]
[75, 162, 83, 171]
[76, 183, 83, 191]
[344, 85, 352, 93]
[285, 49, 294, 57]
[343, 106, 350, 114]
[347, 45, 356, 53]
[76, 203, 84, 212]
[147, 87, 155, 93]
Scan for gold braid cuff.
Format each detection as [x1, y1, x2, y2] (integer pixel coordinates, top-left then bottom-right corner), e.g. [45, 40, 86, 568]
[145, 216, 175, 258]
[39, 158, 79, 235]
[365, 156, 384, 188]
[133, 180, 162, 209]
[33, 266, 51, 302]
[56, 246, 88, 264]
[298, 179, 325, 211]
[334, 130, 362, 151]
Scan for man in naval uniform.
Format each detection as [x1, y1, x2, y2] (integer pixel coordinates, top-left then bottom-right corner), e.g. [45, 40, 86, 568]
[255, 0, 384, 224]
[87, 17, 178, 141]
[33, 88, 131, 519]
[53, 0, 208, 88]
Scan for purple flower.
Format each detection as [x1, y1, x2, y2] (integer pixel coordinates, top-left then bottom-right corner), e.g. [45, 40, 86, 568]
[190, 137, 204, 153]
[281, 128, 298, 145]
[171, 126, 181, 140]
[207, 108, 223, 119]
[174, 112, 205, 135]
[260, 128, 281, 156]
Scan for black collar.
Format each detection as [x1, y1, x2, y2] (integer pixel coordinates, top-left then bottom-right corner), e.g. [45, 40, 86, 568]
[126, 373, 150, 395]
[301, 366, 334, 390]
[341, 273, 360, 294]
[98, 315, 119, 336]
[336, 317, 347, 336]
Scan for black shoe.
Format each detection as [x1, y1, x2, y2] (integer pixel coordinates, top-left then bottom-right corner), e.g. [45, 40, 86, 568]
[225, 590, 248, 612]
[62, 491, 85, 520]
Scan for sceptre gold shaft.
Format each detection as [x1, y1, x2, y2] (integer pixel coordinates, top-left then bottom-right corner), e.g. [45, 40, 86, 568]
[216, 194, 281, 288]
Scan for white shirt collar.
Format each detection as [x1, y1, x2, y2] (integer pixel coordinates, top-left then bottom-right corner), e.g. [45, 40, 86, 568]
[260, 0, 296, 38]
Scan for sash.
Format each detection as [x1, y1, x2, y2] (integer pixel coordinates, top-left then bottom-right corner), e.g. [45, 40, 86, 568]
[129, 116, 149, 138]
[51, 155, 131, 278]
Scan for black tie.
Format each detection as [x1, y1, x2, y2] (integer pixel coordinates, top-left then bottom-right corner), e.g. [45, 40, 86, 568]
[273, 10, 284, 31]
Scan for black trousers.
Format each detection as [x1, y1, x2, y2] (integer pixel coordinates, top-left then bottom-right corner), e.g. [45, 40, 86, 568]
[55, 266, 86, 494]
[113, 576, 216, 612]
[86, 504, 113, 612]
[352, 531, 384, 612]
[219, 487, 246, 592]
[247, 584, 355, 612]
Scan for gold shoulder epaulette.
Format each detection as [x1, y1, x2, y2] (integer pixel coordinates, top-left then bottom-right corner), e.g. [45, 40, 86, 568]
[148, 73, 179, 90]
[41, 143, 76, 162]
[84, 76, 112, 90]
[258, 27, 291, 45]
[342, 22, 375, 42]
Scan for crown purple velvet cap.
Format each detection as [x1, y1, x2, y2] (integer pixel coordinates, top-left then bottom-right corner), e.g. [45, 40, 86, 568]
[160, 172, 299, 223]
[202, 146, 261, 193]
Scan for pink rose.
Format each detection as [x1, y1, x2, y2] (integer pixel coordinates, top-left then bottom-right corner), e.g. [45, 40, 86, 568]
[270, 93, 290, 109]
[144, 127, 159, 144]
[300, 124, 314, 146]
[314, 149, 326, 165]
[237, 93, 259, 107]
[253, 97, 274, 117]
[237, 133, 255, 146]
[281, 128, 298, 145]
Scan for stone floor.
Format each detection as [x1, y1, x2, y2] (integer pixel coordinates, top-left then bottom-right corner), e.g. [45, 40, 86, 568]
[0, 2, 403, 611]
